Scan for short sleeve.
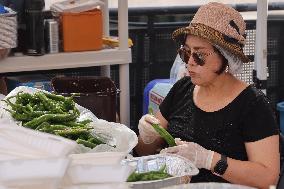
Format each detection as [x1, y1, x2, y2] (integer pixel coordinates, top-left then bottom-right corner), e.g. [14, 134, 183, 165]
[159, 77, 192, 120]
[242, 93, 279, 142]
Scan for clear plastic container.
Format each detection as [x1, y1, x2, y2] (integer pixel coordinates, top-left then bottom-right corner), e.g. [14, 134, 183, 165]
[0, 158, 69, 189]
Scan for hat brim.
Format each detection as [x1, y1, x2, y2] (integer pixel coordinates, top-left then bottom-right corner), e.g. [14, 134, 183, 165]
[172, 23, 250, 63]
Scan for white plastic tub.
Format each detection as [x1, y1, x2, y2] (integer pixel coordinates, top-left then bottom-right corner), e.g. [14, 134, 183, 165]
[66, 163, 135, 184]
[0, 119, 78, 159]
[0, 157, 69, 189]
[63, 183, 130, 189]
[69, 151, 127, 165]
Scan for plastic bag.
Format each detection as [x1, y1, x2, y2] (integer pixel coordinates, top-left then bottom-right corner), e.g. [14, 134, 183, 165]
[170, 54, 189, 84]
[0, 86, 138, 155]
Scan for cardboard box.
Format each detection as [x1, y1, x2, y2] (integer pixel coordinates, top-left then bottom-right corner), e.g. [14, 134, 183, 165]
[62, 9, 103, 52]
[51, 76, 117, 122]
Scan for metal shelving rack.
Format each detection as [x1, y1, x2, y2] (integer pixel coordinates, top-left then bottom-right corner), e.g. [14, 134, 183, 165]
[0, 0, 132, 127]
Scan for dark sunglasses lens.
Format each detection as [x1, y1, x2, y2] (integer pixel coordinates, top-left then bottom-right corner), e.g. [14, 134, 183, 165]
[179, 49, 189, 63]
[192, 53, 205, 66]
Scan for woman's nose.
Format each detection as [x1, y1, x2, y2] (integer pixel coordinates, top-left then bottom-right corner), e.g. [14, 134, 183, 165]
[187, 55, 196, 66]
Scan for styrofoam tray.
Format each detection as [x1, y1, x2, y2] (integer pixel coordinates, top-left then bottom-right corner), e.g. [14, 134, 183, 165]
[0, 158, 69, 188]
[69, 152, 127, 165]
[66, 163, 135, 184]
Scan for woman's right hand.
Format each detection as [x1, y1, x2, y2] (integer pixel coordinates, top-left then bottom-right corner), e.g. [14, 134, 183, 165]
[138, 114, 160, 144]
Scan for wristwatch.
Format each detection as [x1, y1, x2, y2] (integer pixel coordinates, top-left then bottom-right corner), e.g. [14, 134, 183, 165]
[213, 154, 228, 176]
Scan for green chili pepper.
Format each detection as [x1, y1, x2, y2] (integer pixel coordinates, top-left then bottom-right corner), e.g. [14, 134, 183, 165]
[65, 121, 87, 128]
[54, 128, 90, 140]
[40, 124, 69, 133]
[2, 99, 27, 113]
[35, 122, 50, 130]
[4, 108, 32, 121]
[88, 135, 105, 145]
[33, 103, 45, 111]
[77, 119, 92, 125]
[148, 108, 176, 147]
[35, 92, 64, 114]
[16, 92, 33, 105]
[76, 138, 97, 148]
[24, 113, 77, 129]
[44, 93, 66, 102]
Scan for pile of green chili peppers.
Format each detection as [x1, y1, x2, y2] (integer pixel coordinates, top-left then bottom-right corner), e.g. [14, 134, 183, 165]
[127, 164, 172, 182]
[3, 91, 105, 149]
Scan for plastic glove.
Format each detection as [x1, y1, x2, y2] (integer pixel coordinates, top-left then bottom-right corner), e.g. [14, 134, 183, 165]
[160, 138, 214, 170]
[138, 114, 160, 144]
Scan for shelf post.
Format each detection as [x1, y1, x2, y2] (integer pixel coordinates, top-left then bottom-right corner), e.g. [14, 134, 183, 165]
[118, 0, 130, 127]
[101, 0, 111, 77]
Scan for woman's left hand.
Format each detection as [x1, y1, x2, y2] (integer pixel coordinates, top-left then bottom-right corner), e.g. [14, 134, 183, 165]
[160, 139, 214, 170]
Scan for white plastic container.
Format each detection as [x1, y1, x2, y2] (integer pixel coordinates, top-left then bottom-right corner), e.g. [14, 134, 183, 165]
[0, 119, 78, 159]
[66, 163, 135, 184]
[69, 152, 127, 165]
[63, 183, 129, 189]
[0, 158, 69, 189]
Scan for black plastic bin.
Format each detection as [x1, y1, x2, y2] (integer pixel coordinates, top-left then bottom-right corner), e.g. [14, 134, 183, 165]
[51, 76, 118, 122]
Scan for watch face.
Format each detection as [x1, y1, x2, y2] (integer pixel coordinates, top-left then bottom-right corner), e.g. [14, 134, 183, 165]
[214, 155, 228, 175]
[215, 162, 226, 174]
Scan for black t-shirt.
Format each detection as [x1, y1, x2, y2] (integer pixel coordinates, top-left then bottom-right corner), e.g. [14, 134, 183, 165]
[159, 76, 279, 183]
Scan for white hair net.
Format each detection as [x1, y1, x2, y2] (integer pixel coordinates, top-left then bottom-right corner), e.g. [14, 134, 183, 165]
[214, 45, 244, 75]
[0, 7, 17, 49]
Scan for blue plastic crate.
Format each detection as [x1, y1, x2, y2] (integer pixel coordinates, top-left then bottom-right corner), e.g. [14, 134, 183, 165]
[143, 79, 172, 115]
[6, 75, 52, 93]
[277, 102, 284, 133]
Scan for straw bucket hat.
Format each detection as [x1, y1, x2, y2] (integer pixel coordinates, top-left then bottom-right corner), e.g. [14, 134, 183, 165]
[172, 2, 250, 63]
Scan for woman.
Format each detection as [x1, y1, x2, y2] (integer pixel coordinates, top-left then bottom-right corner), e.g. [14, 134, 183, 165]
[135, 2, 280, 189]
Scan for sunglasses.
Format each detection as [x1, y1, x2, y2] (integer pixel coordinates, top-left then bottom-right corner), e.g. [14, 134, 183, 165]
[178, 46, 215, 66]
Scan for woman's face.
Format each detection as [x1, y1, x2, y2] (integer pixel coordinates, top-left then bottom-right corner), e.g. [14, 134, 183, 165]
[183, 35, 224, 86]
[0, 49, 10, 60]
